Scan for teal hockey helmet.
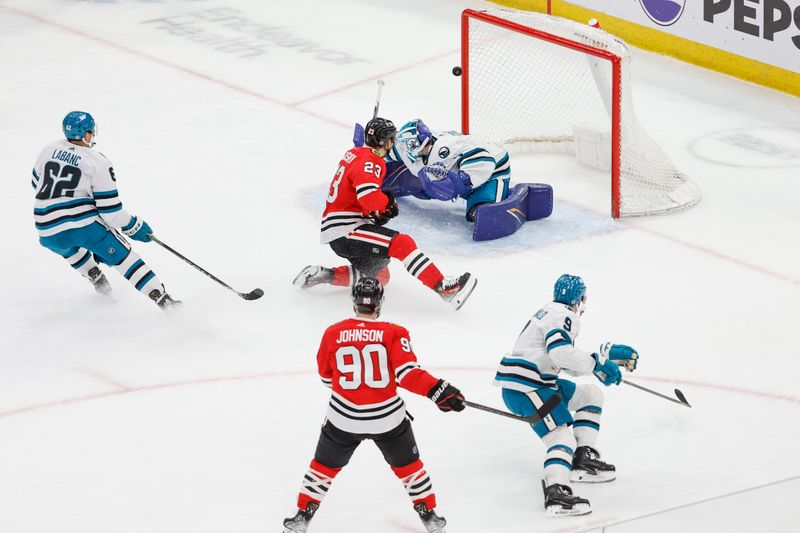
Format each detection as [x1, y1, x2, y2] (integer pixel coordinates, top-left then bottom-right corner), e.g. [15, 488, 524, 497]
[62, 111, 96, 141]
[553, 274, 586, 307]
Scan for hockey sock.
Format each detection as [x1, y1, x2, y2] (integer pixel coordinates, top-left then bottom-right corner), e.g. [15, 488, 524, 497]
[375, 267, 390, 285]
[113, 250, 164, 296]
[392, 459, 436, 510]
[388, 234, 443, 290]
[573, 405, 602, 448]
[297, 459, 341, 511]
[332, 266, 354, 287]
[542, 426, 575, 486]
[62, 248, 99, 280]
[332, 266, 390, 287]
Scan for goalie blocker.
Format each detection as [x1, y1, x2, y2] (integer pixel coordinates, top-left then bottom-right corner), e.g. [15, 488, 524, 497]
[472, 183, 553, 242]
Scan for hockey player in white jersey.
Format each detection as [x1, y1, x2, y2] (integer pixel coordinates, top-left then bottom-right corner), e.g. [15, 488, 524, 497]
[493, 274, 639, 515]
[385, 119, 510, 221]
[32, 111, 179, 310]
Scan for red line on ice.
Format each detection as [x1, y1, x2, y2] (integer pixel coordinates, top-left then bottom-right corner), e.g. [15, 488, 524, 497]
[1, 367, 797, 420]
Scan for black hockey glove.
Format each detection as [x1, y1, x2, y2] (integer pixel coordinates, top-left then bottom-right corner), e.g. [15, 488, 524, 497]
[427, 379, 465, 412]
[370, 191, 398, 226]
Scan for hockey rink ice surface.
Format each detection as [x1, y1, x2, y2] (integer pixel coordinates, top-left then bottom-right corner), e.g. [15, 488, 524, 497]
[2, 1, 800, 532]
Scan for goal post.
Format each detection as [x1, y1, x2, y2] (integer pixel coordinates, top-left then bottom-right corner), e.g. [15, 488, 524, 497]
[460, 8, 700, 218]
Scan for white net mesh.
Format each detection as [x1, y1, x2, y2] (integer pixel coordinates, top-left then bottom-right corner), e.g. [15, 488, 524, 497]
[465, 9, 700, 217]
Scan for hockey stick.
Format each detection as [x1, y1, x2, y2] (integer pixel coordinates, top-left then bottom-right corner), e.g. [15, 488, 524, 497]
[622, 379, 691, 408]
[372, 79, 385, 119]
[464, 394, 561, 425]
[149, 235, 264, 301]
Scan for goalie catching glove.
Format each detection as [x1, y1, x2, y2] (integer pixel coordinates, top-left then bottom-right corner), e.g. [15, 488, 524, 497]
[591, 343, 638, 387]
[427, 379, 465, 412]
[418, 163, 473, 201]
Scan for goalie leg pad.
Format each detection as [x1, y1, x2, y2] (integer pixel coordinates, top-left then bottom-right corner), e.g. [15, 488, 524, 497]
[471, 183, 553, 241]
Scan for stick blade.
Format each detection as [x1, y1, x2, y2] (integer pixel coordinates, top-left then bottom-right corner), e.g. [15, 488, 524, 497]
[242, 288, 264, 301]
[674, 388, 691, 408]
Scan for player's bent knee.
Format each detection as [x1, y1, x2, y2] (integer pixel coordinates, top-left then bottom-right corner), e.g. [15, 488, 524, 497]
[388, 233, 417, 259]
[579, 383, 604, 408]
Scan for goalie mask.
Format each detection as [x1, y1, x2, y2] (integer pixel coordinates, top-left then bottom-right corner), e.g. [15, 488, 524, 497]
[553, 274, 587, 315]
[396, 119, 433, 164]
[352, 277, 384, 317]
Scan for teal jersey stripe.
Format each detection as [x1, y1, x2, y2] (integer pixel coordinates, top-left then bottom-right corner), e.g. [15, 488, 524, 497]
[500, 357, 559, 379]
[34, 198, 94, 214]
[93, 190, 119, 199]
[461, 156, 496, 166]
[35, 210, 97, 230]
[545, 328, 573, 344]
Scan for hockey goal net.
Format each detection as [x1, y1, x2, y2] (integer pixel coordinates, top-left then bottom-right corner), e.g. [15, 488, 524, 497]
[461, 8, 701, 217]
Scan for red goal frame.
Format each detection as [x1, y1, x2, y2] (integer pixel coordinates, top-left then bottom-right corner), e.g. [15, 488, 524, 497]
[460, 9, 624, 218]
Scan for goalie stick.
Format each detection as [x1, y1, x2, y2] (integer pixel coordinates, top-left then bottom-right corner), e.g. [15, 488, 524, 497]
[464, 394, 561, 424]
[150, 235, 264, 301]
[623, 379, 691, 408]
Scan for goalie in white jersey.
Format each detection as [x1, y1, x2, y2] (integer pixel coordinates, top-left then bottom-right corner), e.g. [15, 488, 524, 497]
[493, 274, 639, 516]
[383, 119, 510, 221]
[32, 111, 179, 310]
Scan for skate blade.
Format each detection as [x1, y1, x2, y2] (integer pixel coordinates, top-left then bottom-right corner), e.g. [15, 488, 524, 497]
[450, 275, 477, 310]
[571, 470, 616, 483]
[546, 504, 592, 517]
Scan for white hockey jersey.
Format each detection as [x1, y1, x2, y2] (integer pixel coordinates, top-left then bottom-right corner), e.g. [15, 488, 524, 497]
[32, 140, 135, 237]
[494, 302, 596, 392]
[388, 130, 510, 189]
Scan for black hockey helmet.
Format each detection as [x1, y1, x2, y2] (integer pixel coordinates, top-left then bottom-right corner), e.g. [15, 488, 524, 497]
[364, 117, 397, 149]
[352, 277, 384, 316]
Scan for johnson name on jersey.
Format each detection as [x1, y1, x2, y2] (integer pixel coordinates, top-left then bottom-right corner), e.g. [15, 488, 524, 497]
[316, 318, 439, 434]
[389, 131, 510, 190]
[32, 140, 135, 237]
[494, 302, 596, 393]
[320, 146, 390, 244]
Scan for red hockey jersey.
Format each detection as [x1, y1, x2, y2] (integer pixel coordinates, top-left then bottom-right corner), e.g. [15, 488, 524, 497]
[320, 146, 390, 244]
[316, 317, 439, 434]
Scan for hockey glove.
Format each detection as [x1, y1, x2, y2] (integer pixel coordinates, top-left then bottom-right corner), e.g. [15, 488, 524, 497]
[370, 191, 398, 226]
[427, 379, 465, 412]
[599, 342, 639, 372]
[418, 163, 473, 201]
[122, 216, 152, 242]
[592, 354, 622, 386]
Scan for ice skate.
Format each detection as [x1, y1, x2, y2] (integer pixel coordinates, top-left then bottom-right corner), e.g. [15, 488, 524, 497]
[88, 266, 112, 296]
[434, 272, 477, 310]
[293, 265, 334, 289]
[414, 503, 446, 533]
[542, 480, 591, 516]
[571, 446, 616, 483]
[148, 289, 182, 311]
[283, 502, 318, 533]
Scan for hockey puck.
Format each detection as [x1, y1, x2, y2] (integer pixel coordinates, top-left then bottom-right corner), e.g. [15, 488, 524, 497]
[452, 66, 462, 76]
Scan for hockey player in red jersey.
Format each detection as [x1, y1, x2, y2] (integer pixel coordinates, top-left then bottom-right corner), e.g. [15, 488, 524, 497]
[293, 117, 477, 310]
[282, 277, 466, 533]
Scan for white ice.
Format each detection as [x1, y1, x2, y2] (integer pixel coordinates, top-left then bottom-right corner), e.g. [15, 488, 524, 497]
[1, 1, 799, 532]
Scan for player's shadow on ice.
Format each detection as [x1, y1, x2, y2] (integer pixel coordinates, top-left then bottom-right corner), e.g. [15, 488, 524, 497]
[301, 188, 618, 257]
